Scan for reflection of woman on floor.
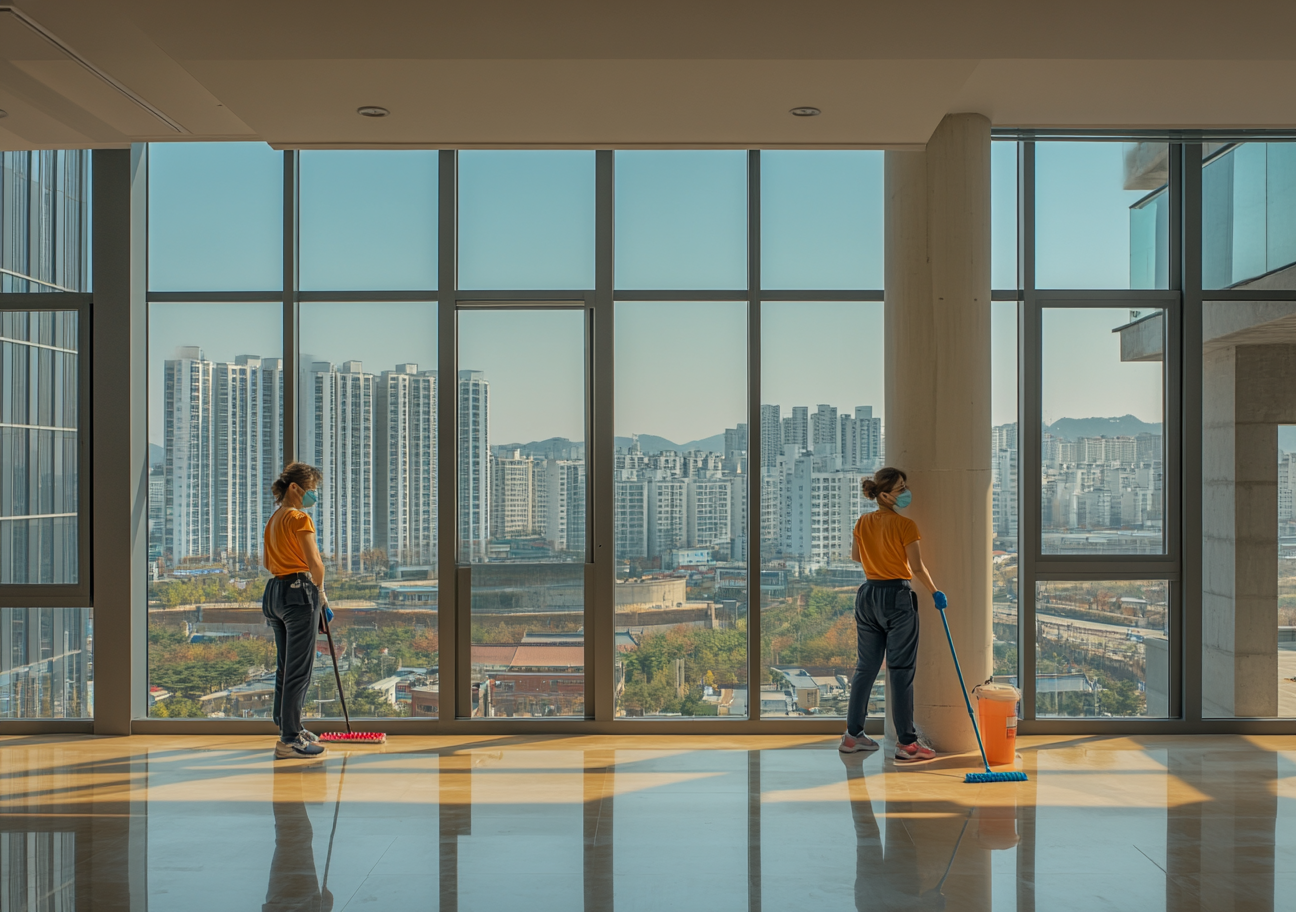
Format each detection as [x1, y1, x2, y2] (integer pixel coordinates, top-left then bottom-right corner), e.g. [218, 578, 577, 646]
[265, 770, 333, 912]
[840, 752, 937, 911]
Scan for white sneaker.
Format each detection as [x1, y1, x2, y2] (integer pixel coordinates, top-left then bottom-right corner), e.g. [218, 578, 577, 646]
[838, 731, 880, 753]
[274, 733, 327, 760]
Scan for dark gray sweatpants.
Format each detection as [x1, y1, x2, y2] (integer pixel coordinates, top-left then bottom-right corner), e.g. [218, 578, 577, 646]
[845, 579, 919, 744]
[262, 573, 321, 742]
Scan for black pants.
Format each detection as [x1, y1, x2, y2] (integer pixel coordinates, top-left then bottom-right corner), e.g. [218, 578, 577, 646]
[845, 579, 919, 744]
[262, 573, 321, 742]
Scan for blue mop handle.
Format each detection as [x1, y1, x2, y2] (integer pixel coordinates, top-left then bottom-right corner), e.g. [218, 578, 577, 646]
[937, 604, 993, 775]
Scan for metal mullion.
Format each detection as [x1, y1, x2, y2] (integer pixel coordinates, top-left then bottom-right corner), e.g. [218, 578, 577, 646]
[583, 290, 597, 721]
[452, 290, 592, 303]
[1032, 290, 1180, 305]
[1033, 566, 1180, 582]
[991, 290, 1024, 301]
[0, 292, 91, 309]
[747, 149, 761, 724]
[282, 151, 299, 462]
[755, 290, 884, 302]
[454, 301, 585, 310]
[297, 290, 439, 303]
[437, 149, 458, 722]
[1181, 143, 1204, 725]
[146, 291, 284, 303]
[591, 150, 614, 723]
[1205, 289, 1296, 301]
[613, 289, 748, 301]
[1019, 140, 1038, 721]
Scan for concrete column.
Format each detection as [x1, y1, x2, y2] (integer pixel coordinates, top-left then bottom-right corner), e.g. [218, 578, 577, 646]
[884, 114, 993, 752]
[1202, 343, 1296, 717]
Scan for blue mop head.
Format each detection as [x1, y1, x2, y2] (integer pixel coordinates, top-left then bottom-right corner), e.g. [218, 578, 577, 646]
[965, 770, 1028, 783]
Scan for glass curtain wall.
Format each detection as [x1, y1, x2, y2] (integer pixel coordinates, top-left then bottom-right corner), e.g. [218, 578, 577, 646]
[1200, 143, 1296, 718]
[0, 149, 92, 720]
[1026, 140, 1175, 719]
[145, 146, 440, 720]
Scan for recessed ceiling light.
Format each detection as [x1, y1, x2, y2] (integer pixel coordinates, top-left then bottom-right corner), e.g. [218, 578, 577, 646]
[357, 106, 390, 118]
[790, 106, 821, 117]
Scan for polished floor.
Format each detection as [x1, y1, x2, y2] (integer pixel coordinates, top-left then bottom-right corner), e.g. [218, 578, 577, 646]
[1, 732, 1293, 911]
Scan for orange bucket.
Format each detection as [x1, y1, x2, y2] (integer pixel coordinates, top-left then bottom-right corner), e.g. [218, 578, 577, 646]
[974, 683, 1020, 766]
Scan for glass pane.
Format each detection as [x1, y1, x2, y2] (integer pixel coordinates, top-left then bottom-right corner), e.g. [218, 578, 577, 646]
[1035, 579, 1168, 718]
[1202, 300, 1296, 718]
[1, 310, 79, 583]
[0, 151, 90, 292]
[1035, 142, 1169, 289]
[299, 302, 438, 718]
[614, 301, 747, 718]
[458, 308, 585, 718]
[147, 302, 282, 718]
[0, 607, 91, 718]
[760, 151, 881, 290]
[992, 301, 1019, 684]
[616, 151, 746, 290]
[1203, 142, 1296, 289]
[1042, 307, 1164, 554]
[458, 152, 595, 290]
[299, 151, 438, 291]
[991, 140, 1017, 290]
[148, 143, 283, 292]
[758, 302, 882, 719]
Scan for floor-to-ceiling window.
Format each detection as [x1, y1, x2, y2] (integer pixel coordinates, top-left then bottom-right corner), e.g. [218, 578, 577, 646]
[0, 150, 92, 719]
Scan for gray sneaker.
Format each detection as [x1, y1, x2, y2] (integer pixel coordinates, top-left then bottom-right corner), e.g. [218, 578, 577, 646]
[298, 729, 321, 743]
[274, 733, 328, 760]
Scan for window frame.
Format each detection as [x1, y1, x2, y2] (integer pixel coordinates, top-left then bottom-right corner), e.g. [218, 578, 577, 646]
[0, 292, 92, 608]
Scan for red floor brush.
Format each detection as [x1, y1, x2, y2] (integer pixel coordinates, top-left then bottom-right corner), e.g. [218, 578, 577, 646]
[317, 613, 386, 745]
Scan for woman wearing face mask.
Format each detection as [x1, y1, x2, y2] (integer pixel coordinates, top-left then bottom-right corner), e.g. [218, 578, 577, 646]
[838, 466, 947, 763]
[262, 462, 329, 759]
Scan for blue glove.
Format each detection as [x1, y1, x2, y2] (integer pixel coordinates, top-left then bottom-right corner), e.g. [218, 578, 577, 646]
[933, 591, 948, 610]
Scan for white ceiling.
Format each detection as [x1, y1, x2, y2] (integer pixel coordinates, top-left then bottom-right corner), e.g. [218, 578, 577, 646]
[0, 0, 1292, 150]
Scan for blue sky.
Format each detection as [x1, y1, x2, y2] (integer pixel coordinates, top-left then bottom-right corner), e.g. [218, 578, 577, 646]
[147, 142, 1157, 445]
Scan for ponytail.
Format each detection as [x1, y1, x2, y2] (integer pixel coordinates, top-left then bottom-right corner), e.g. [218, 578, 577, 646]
[271, 462, 323, 504]
[861, 466, 907, 501]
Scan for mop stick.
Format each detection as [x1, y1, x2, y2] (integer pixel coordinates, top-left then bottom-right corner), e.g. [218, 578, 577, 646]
[936, 602, 1027, 784]
[319, 613, 386, 744]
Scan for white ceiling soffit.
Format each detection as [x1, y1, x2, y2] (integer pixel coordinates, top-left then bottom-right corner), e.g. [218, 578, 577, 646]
[0, 5, 185, 135]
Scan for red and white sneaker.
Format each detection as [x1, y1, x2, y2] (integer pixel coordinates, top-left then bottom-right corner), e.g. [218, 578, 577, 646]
[894, 741, 937, 764]
[838, 731, 880, 753]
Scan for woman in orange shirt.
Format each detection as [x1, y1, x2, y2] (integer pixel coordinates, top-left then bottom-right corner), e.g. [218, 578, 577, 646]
[262, 462, 329, 760]
[839, 467, 946, 763]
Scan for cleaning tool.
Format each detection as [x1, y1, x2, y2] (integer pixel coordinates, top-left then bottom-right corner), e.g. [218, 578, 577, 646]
[920, 813, 971, 909]
[319, 756, 346, 904]
[318, 614, 387, 745]
[935, 601, 1027, 784]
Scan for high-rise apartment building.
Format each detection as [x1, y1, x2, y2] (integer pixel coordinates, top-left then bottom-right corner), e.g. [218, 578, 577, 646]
[162, 349, 283, 566]
[687, 478, 732, 552]
[782, 406, 808, 454]
[614, 480, 648, 560]
[307, 360, 375, 571]
[378, 365, 437, 567]
[458, 370, 490, 561]
[492, 449, 535, 539]
[540, 459, 586, 555]
[811, 404, 839, 456]
[647, 479, 687, 557]
[840, 406, 882, 472]
[759, 404, 781, 469]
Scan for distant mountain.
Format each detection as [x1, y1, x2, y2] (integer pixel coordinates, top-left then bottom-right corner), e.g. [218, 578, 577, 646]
[614, 433, 725, 455]
[493, 437, 585, 460]
[1044, 415, 1162, 440]
[149, 443, 164, 467]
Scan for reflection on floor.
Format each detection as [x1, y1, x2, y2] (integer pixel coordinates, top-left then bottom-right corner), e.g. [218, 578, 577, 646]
[0, 732, 1293, 911]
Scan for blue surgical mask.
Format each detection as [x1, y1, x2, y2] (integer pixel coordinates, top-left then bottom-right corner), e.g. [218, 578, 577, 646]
[301, 490, 317, 509]
[894, 489, 912, 509]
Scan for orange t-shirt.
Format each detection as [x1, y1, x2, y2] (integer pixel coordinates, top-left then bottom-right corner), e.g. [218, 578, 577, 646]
[263, 507, 315, 577]
[853, 510, 921, 581]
